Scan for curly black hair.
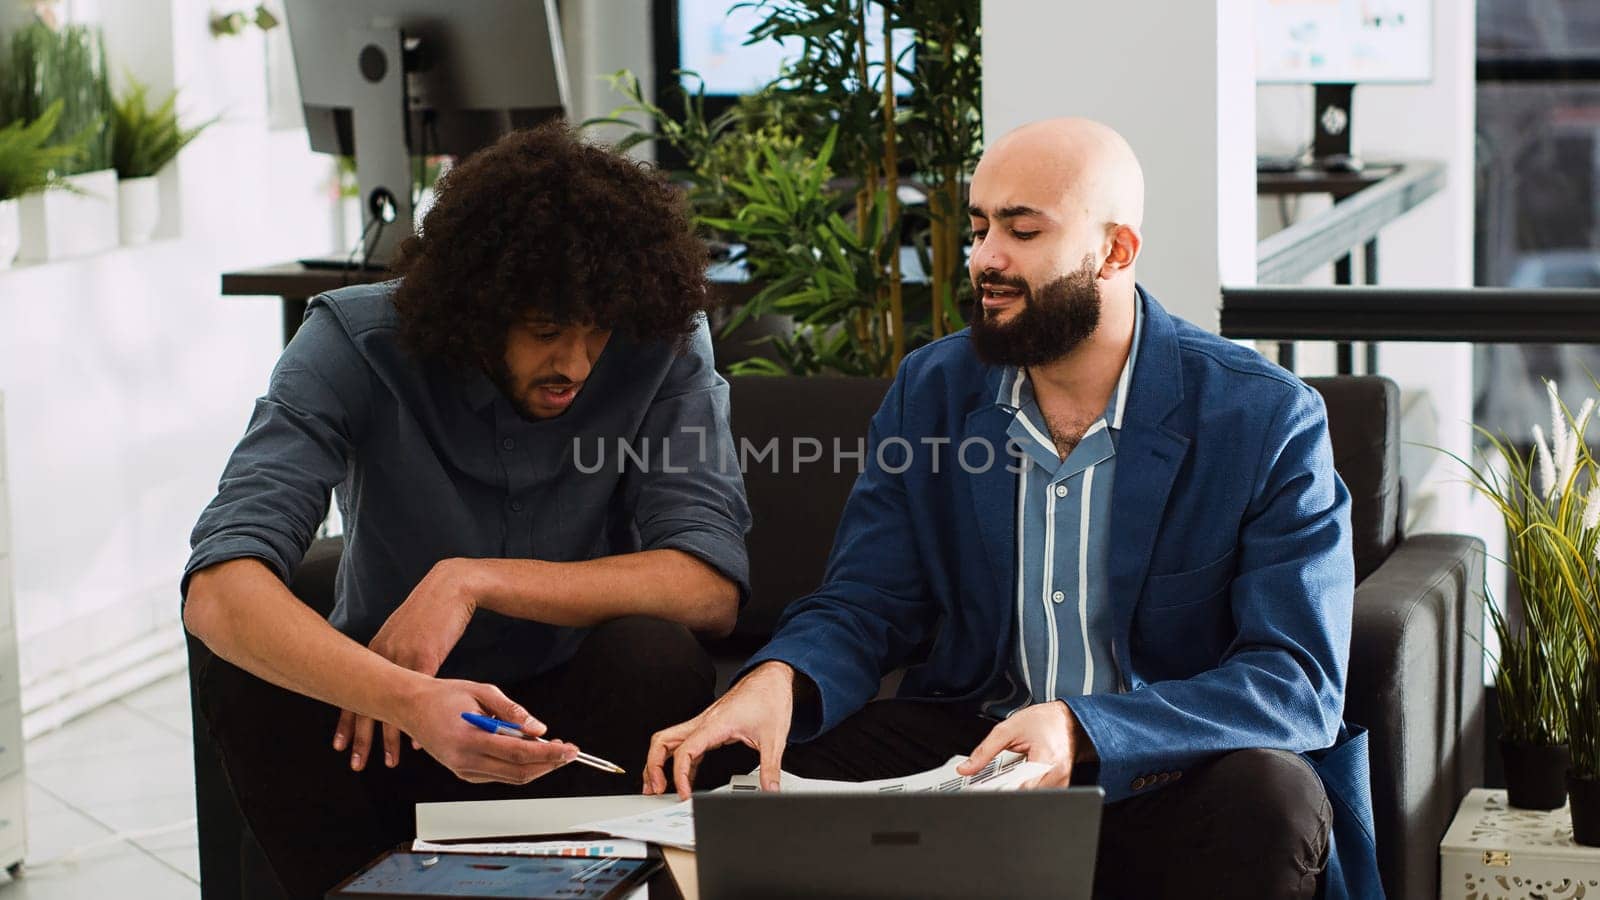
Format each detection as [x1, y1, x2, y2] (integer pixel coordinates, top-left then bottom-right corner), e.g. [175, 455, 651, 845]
[391, 121, 712, 372]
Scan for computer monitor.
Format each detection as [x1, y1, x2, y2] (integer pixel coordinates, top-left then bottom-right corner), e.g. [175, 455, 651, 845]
[652, 0, 911, 168]
[1256, 0, 1433, 169]
[283, 0, 568, 267]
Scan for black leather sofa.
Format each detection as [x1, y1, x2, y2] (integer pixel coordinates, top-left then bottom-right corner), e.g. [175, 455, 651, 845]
[186, 373, 1483, 900]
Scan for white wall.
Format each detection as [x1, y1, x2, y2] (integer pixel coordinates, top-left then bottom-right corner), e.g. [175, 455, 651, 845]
[560, 0, 653, 122]
[0, 0, 654, 725]
[0, 0, 337, 725]
[981, 0, 1258, 329]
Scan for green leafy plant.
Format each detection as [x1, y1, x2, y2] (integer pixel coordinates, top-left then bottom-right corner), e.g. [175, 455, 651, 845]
[111, 78, 216, 179]
[585, 71, 821, 228]
[209, 4, 281, 38]
[1442, 381, 1600, 772]
[588, 0, 981, 377]
[0, 100, 85, 201]
[2, 19, 113, 175]
[703, 128, 896, 376]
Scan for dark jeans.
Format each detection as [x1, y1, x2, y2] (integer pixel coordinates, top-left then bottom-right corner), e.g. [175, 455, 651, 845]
[197, 616, 716, 900]
[716, 699, 1332, 900]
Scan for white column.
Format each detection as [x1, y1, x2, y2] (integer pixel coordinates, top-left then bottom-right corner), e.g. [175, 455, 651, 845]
[981, 0, 1258, 330]
[559, 0, 656, 158]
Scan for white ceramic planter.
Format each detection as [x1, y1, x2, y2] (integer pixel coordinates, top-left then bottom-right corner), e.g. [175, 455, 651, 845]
[117, 176, 160, 246]
[0, 200, 19, 270]
[16, 168, 120, 262]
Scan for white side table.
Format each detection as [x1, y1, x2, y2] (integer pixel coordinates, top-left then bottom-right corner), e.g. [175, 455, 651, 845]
[1441, 788, 1600, 899]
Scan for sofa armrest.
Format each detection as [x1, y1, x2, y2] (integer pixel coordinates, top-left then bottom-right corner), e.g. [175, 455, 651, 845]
[1345, 532, 1485, 900]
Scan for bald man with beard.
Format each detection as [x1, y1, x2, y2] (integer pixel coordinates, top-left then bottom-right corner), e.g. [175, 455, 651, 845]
[645, 119, 1381, 899]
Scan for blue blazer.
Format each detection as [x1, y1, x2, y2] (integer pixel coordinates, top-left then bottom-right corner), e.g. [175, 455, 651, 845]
[745, 288, 1382, 898]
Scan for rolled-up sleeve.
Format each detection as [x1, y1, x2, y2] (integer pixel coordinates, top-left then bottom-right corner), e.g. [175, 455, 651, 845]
[624, 319, 752, 601]
[182, 302, 373, 601]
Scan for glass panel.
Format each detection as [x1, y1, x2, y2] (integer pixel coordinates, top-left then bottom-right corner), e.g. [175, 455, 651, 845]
[1474, 1, 1600, 444]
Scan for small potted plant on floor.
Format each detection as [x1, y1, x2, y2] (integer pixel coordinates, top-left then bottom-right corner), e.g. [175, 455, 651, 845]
[1446, 382, 1596, 809]
[0, 100, 83, 268]
[110, 77, 214, 245]
[1558, 419, 1600, 844]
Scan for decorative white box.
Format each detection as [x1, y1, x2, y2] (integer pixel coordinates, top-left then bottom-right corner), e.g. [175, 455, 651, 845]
[1441, 789, 1600, 899]
[17, 168, 120, 262]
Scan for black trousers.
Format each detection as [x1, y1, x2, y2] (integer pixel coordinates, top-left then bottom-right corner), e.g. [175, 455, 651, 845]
[713, 699, 1333, 900]
[197, 617, 717, 900]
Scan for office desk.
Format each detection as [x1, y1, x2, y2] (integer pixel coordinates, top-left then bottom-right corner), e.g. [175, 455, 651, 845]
[415, 795, 700, 900]
[220, 263, 764, 349]
[221, 263, 391, 345]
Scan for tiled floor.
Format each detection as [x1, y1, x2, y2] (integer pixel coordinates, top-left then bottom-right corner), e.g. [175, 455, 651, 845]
[1, 673, 200, 897]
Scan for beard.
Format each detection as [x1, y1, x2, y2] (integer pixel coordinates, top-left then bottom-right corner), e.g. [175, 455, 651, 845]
[969, 254, 1103, 367]
[486, 357, 571, 420]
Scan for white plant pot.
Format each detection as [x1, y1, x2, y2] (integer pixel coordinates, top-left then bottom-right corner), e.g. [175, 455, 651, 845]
[0, 200, 18, 270]
[16, 169, 120, 262]
[117, 176, 160, 246]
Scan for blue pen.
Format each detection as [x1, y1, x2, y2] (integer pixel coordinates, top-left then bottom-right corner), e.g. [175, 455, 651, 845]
[460, 712, 626, 774]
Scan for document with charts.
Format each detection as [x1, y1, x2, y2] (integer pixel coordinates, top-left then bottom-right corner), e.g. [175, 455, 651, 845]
[574, 751, 1049, 850]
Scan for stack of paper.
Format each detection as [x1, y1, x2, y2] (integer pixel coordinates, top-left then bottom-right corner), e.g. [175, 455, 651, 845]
[575, 751, 1051, 851]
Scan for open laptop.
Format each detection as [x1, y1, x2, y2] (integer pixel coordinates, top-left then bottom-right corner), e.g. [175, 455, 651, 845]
[693, 788, 1104, 900]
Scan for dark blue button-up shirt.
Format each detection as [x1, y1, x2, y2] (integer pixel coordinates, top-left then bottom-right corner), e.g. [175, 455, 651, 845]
[184, 282, 751, 685]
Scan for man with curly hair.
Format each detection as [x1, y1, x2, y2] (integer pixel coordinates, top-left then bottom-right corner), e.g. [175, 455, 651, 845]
[183, 123, 750, 897]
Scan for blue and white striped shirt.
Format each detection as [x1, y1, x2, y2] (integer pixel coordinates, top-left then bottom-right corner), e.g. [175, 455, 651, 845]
[985, 302, 1143, 717]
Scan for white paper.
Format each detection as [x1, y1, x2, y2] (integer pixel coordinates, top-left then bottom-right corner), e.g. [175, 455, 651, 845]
[574, 751, 1050, 851]
[733, 751, 1050, 795]
[576, 800, 699, 850]
[409, 837, 650, 859]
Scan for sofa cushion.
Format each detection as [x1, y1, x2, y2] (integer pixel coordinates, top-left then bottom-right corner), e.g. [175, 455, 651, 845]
[725, 376, 892, 642]
[1303, 376, 1402, 582]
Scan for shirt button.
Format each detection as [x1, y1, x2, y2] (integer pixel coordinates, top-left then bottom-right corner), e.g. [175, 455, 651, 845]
[1054, 484, 1069, 498]
[1052, 590, 1065, 603]
[501, 438, 515, 451]
[510, 500, 524, 512]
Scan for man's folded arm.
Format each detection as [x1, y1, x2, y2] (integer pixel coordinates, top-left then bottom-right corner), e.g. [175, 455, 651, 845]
[1065, 386, 1354, 802]
[471, 320, 749, 635]
[182, 303, 405, 715]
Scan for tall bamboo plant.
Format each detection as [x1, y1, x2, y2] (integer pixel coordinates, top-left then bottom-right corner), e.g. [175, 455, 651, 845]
[892, 0, 982, 339]
[591, 0, 981, 377]
[735, 0, 982, 374]
[1444, 382, 1600, 759]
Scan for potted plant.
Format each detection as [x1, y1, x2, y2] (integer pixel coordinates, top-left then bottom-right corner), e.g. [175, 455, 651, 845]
[110, 77, 214, 244]
[2, 17, 117, 261]
[0, 100, 83, 268]
[1553, 397, 1600, 844]
[590, 0, 982, 377]
[1446, 382, 1598, 810]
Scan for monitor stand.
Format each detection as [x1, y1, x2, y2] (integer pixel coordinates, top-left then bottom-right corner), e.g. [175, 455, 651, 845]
[1312, 83, 1364, 173]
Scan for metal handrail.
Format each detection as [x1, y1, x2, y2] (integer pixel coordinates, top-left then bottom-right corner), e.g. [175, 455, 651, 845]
[1219, 285, 1600, 343]
[1257, 161, 1446, 286]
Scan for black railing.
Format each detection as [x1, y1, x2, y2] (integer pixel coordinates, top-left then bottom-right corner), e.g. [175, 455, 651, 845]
[1219, 285, 1600, 344]
[1477, 55, 1600, 83]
